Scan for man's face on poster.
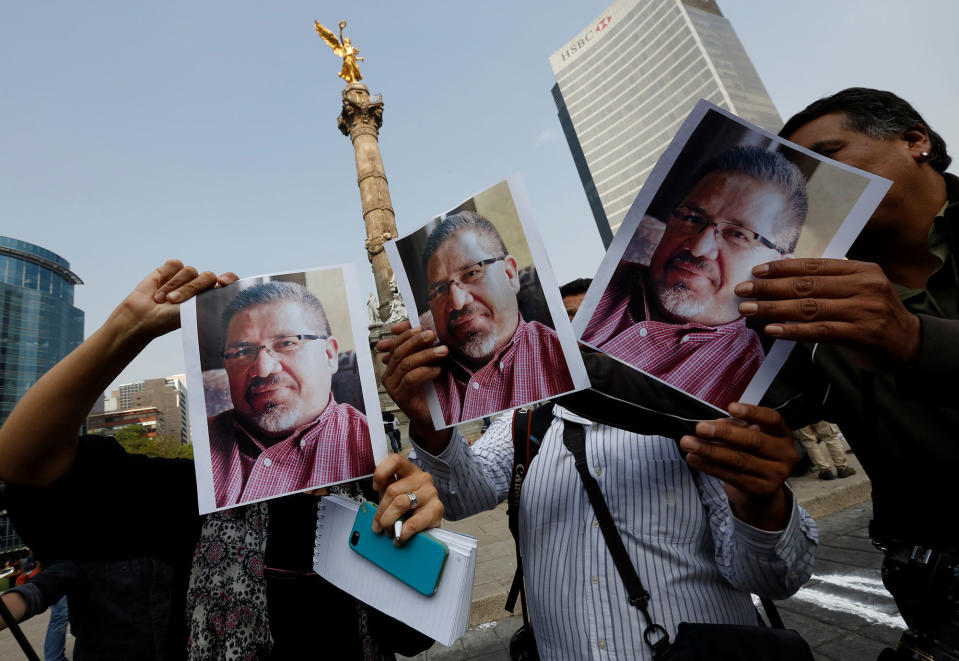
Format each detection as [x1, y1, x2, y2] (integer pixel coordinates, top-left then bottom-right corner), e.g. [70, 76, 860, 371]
[426, 229, 521, 364]
[648, 171, 789, 326]
[222, 300, 339, 437]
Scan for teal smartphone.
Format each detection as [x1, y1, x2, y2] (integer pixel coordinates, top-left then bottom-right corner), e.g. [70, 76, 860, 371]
[349, 502, 449, 596]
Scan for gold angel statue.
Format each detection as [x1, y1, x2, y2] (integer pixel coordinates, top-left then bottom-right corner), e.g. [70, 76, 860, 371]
[314, 20, 364, 83]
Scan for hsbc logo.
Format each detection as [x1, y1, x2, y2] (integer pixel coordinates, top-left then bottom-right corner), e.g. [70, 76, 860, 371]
[559, 15, 613, 63]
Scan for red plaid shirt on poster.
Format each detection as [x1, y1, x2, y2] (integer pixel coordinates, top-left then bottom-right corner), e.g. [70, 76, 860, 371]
[581, 262, 764, 410]
[209, 398, 374, 508]
[435, 318, 574, 425]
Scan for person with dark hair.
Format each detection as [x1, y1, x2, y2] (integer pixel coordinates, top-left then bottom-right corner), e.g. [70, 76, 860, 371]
[0, 261, 444, 660]
[209, 280, 373, 507]
[559, 277, 591, 320]
[421, 211, 574, 424]
[742, 88, 959, 659]
[582, 145, 808, 409]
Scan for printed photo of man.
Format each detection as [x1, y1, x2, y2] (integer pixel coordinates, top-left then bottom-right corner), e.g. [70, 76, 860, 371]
[423, 211, 574, 424]
[582, 146, 808, 408]
[207, 280, 373, 507]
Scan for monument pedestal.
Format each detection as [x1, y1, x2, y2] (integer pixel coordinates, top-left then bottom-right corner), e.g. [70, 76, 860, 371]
[368, 320, 414, 448]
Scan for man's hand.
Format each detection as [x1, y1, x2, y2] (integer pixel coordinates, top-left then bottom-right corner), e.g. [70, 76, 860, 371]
[371, 454, 444, 546]
[112, 259, 239, 342]
[376, 321, 452, 453]
[735, 258, 920, 365]
[679, 403, 797, 531]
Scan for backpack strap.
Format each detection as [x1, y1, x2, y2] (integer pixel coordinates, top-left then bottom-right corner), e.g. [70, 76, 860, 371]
[505, 406, 553, 619]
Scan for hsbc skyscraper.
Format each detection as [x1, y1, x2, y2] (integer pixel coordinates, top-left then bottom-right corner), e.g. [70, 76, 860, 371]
[550, 0, 781, 246]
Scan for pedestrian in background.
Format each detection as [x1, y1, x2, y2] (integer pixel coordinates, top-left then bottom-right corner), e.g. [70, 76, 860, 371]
[795, 422, 855, 480]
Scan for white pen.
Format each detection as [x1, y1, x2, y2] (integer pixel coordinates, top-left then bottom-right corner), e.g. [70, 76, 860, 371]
[391, 471, 404, 542]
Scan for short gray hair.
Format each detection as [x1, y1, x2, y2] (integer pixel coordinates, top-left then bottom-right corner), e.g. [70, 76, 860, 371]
[696, 146, 808, 253]
[223, 281, 331, 338]
[422, 211, 509, 273]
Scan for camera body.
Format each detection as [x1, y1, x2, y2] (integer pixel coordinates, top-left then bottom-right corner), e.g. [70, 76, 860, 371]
[879, 546, 959, 661]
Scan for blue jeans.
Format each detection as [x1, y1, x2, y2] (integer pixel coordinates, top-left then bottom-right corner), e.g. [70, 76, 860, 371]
[44, 595, 69, 661]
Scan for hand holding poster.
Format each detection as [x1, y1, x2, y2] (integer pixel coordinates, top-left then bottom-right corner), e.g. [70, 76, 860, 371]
[181, 264, 387, 514]
[574, 101, 892, 411]
[385, 175, 589, 430]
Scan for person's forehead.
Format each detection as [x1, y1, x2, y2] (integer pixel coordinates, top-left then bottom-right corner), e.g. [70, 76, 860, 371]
[786, 112, 855, 148]
[685, 172, 784, 218]
[225, 300, 311, 338]
[428, 229, 496, 274]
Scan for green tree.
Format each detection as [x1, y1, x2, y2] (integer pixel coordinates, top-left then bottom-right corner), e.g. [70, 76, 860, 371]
[114, 424, 193, 459]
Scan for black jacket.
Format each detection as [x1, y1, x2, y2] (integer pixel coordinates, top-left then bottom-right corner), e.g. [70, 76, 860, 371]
[762, 172, 959, 548]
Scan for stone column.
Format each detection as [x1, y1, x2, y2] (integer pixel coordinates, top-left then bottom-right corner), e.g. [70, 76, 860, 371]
[338, 82, 398, 321]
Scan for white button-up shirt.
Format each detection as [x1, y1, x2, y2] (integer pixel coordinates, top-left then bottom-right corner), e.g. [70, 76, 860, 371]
[411, 405, 818, 661]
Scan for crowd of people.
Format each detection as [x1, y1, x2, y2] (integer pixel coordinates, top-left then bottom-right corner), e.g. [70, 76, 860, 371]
[0, 87, 955, 660]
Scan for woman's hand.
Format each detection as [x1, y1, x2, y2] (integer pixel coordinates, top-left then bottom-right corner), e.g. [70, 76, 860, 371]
[371, 454, 444, 546]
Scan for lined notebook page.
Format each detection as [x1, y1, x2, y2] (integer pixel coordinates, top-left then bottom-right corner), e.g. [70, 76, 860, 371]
[313, 495, 478, 646]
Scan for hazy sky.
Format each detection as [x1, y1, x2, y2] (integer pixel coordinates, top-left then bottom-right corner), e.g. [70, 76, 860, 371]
[3, 0, 957, 392]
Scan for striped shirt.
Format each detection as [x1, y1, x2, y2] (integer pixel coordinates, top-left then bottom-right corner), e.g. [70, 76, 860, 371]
[435, 318, 574, 426]
[411, 406, 817, 661]
[581, 262, 765, 409]
[209, 399, 374, 508]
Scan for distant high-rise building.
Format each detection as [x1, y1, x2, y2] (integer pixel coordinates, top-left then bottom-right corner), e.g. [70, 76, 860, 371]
[117, 381, 144, 411]
[0, 237, 84, 425]
[95, 374, 191, 444]
[550, 0, 782, 246]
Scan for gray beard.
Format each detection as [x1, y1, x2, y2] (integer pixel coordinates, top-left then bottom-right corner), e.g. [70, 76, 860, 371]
[247, 402, 300, 435]
[654, 283, 706, 322]
[454, 330, 498, 363]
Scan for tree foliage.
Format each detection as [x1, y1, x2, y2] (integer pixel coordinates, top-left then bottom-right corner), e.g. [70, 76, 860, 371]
[114, 425, 193, 459]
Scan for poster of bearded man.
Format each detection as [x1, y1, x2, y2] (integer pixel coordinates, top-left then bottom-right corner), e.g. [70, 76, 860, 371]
[575, 100, 891, 411]
[385, 175, 589, 430]
[181, 264, 386, 513]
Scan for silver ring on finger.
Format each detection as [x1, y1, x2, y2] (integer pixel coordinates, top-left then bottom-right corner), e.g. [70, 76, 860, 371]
[407, 491, 418, 511]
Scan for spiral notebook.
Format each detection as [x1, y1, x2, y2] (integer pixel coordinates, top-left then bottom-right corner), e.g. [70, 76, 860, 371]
[313, 495, 478, 646]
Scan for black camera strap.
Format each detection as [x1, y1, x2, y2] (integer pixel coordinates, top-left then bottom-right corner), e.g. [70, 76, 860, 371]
[562, 422, 676, 660]
[562, 421, 793, 658]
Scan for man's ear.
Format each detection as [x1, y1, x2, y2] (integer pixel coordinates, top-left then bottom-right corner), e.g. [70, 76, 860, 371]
[504, 255, 521, 294]
[325, 336, 339, 374]
[902, 124, 932, 160]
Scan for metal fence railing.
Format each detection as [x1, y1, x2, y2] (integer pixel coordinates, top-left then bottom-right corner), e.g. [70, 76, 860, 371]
[0, 510, 26, 555]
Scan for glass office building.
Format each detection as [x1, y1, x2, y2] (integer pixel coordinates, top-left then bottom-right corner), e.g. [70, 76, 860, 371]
[550, 0, 782, 246]
[0, 237, 84, 425]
